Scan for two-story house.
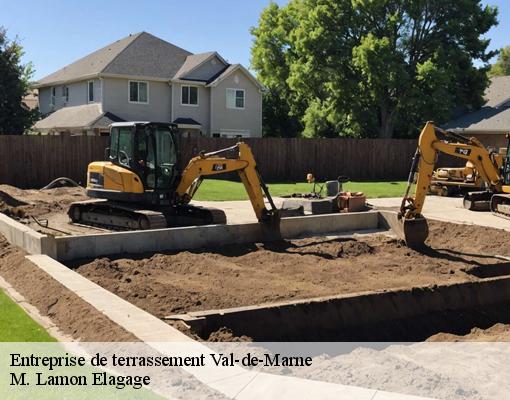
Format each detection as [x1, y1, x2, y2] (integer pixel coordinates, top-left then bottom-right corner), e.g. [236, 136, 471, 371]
[33, 32, 264, 137]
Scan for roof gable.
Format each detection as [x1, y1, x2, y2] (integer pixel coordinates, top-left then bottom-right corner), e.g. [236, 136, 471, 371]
[103, 32, 191, 79]
[35, 32, 191, 87]
[36, 33, 142, 86]
[173, 52, 228, 81]
[207, 64, 265, 90]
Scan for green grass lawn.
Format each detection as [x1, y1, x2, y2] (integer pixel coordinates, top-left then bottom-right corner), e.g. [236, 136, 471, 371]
[192, 179, 407, 201]
[0, 289, 55, 342]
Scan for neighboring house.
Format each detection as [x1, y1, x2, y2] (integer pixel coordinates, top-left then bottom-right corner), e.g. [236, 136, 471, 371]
[22, 89, 39, 110]
[444, 76, 510, 149]
[33, 32, 264, 137]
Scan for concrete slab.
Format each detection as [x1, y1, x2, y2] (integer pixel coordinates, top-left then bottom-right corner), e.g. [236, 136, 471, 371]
[369, 196, 510, 231]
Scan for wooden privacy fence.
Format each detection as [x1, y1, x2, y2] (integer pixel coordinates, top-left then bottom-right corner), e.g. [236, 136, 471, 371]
[0, 135, 421, 189]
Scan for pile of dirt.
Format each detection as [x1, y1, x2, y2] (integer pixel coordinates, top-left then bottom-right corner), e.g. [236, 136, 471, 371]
[0, 184, 87, 219]
[0, 184, 90, 235]
[73, 220, 510, 323]
[0, 234, 135, 341]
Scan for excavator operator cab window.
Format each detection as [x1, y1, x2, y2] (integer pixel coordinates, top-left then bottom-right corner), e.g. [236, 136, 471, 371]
[154, 126, 178, 190]
[109, 126, 134, 167]
[109, 124, 178, 191]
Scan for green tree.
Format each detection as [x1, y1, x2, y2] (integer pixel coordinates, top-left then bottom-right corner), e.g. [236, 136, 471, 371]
[489, 45, 510, 77]
[251, 0, 498, 138]
[0, 28, 39, 135]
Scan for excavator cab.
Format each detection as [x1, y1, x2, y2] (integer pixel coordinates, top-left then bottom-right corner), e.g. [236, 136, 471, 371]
[87, 122, 180, 206]
[108, 122, 179, 192]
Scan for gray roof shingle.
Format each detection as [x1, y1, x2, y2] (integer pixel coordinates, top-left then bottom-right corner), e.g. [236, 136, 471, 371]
[484, 76, 510, 107]
[33, 104, 123, 130]
[35, 32, 191, 87]
[445, 76, 510, 132]
[173, 52, 216, 80]
[103, 32, 191, 79]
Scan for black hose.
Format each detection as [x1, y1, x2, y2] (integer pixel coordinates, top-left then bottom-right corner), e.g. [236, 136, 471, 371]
[41, 177, 82, 190]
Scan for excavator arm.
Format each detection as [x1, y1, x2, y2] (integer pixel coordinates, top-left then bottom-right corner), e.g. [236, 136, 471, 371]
[397, 122, 503, 247]
[174, 142, 278, 222]
[401, 122, 503, 219]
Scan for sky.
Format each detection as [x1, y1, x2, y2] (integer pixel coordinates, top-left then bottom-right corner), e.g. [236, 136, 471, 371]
[1, 0, 508, 81]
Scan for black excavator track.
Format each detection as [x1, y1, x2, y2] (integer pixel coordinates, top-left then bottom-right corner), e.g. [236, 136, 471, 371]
[68, 199, 227, 231]
[490, 193, 510, 220]
[463, 191, 492, 211]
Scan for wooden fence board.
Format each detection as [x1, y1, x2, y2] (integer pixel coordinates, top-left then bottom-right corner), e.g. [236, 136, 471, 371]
[0, 136, 424, 189]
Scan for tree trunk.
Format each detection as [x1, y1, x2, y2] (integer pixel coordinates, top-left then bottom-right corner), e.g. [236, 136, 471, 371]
[379, 103, 394, 138]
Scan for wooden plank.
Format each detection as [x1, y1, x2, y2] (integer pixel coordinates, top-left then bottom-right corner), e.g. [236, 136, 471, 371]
[0, 135, 420, 188]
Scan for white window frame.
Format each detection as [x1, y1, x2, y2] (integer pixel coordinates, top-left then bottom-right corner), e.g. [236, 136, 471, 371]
[128, 80, 149, 104]
[50, 87, 56, 106]
[180, 85, 199, 107]
[87, 80, 94, 103]
[226, 88, 245, 110]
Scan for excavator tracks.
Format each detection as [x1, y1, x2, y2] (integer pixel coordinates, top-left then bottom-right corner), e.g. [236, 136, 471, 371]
[68, 199, 227, 231]
[490, 194, 510, 220]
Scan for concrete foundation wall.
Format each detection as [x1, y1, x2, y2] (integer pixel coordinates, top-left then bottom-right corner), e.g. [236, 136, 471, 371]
[0, 214, 55, 257]
[53, 211, 381, 261]
[174, 276, 510, 340]
[0, 210, 382, 262]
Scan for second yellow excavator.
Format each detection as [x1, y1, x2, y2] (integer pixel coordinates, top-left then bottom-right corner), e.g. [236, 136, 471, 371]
[396, 121, 510, 247]
[68, 122, 282, 230]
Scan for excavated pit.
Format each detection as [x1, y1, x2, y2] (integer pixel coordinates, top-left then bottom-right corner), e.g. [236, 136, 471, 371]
[68, 220, 510, 341]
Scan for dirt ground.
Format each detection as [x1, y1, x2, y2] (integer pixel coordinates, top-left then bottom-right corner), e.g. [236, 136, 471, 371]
[0, 184, 101, 235]
[72, 221, 510, 322]
[0, 235, 135, 341]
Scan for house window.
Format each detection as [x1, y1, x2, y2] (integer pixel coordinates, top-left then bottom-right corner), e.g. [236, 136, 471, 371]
[181, 85, 198, 106]
[129, 80, 148, 103]
[51, 87, 56, 106]
[88, 81, 94, 102]
[226, 89, 245, 109]
[62, 86, 69, 102]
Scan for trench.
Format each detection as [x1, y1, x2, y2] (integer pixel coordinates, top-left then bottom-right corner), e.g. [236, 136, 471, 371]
[168, 277, 510, 341]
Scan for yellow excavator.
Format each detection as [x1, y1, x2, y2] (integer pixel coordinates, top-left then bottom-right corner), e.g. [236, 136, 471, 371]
[68, 122, 281, 230]
[397, 121, 510, 247]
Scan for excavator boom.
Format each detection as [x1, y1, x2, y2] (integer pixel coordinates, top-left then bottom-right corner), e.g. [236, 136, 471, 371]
[174, 142, 278, 223]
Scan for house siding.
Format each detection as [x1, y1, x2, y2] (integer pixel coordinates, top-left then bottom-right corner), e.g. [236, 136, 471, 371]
[171, 83, 210, 135]
[38, 79, 102, 115]
[102, 78, 172, 122]
[38, 87, 52, 115]
[210, 71, 262, 137]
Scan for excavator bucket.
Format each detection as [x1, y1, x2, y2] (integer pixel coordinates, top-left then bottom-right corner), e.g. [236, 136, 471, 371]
[400, 218, 429, 248]
[382, 212, 429, 248]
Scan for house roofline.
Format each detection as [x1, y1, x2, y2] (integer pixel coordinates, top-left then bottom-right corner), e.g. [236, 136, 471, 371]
[206, 64, 265, 91]
[179, 51, 229, 79]
[33, 72, 171, 88]
[450, 128, 510, 134]
[170, 79, 207, 86]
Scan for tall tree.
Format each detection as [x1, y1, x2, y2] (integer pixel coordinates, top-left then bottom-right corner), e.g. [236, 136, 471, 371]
[0, 28, 39, 135]
[489, 45, 510, 77]
[251, 0, 498, 138]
